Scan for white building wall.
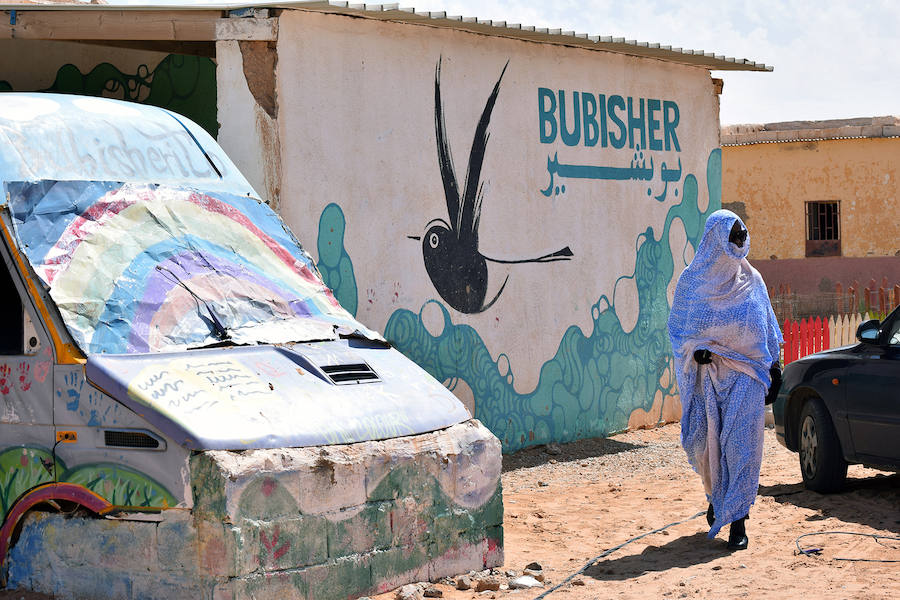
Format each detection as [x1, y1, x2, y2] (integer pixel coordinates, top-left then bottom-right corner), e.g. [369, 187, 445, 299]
[261, 10, 721, 451]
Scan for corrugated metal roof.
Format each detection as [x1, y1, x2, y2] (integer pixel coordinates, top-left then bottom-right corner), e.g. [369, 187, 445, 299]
[1, 0, 773, 72]
[722, 116, 900, 146]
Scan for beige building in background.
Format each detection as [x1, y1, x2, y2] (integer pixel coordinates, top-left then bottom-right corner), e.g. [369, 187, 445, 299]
[721, 117, 900, 304]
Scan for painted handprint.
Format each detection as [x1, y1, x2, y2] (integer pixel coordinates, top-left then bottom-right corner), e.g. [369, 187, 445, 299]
[17, 363, 31, 392]
[33, 347, 51, 383]
[52, 369, 117, 426]
[84, 389, 111, 426]
[56, 372, 86, 411]
[0, 365, 11, 395]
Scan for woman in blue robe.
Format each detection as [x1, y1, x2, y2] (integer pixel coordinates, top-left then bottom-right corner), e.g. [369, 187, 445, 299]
[667, 209, 782, 550]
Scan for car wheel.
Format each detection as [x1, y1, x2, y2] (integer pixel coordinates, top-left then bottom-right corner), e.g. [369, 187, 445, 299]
[798, 398, 847, 493]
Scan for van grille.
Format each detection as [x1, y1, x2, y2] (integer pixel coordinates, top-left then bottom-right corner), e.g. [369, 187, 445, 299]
[104, 430, 161, 449]
[320, 363, 380, 385]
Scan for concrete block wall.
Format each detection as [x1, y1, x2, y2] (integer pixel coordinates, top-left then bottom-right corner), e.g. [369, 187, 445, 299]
[5, 420, 503, 599]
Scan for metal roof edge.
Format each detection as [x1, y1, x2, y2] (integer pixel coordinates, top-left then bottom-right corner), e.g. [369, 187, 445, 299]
[722, 117, 900, 145]
[722, 135, 900, 147]
[288, 2, 774, 71]
[2, 0, 774, 72]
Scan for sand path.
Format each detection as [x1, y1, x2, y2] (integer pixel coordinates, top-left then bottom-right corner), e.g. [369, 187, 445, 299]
[381, 423, 899, 600]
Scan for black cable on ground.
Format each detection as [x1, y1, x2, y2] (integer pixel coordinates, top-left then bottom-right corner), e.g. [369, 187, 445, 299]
[795, 531, 900, 563]
[531, 510, 706, 600]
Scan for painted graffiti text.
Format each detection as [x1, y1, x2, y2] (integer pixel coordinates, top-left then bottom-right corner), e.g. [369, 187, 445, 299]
[539, 89, 681, 152]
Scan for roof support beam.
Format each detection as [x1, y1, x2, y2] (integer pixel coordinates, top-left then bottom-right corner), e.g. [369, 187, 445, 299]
[72, 40, 217, 58]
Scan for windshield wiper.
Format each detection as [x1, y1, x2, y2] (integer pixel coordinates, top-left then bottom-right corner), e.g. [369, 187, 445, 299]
[336, 326, 391, 348]
[164, 110, 223, 179]
[155, 265, 230, 341]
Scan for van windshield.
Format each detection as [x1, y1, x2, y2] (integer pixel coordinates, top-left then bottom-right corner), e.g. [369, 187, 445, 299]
[6, 180, 379, 355]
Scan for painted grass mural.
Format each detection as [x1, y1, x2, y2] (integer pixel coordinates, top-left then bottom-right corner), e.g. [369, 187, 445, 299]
[0, 446, 176, 524]
[318, 150, 722, 452]
[0, 447, 60, 519]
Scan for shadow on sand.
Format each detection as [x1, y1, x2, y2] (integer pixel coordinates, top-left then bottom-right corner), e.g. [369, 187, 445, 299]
[582, 531, 733, 582]
[502, 437, 644, 472]
[759, 471, 900, 533]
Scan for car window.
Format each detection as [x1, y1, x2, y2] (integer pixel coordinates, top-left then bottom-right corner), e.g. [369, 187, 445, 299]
[0, 259, 23, 354]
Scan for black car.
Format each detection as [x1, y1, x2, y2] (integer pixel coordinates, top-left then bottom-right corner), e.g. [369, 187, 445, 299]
[774, 306, 900, 492]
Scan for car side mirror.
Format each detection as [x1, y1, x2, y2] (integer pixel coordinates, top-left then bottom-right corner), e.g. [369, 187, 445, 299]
[856, 319, 881, 343]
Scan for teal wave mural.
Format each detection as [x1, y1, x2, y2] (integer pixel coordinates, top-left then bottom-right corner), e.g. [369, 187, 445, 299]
[1, 55, 217, 137]
[318, 149, 721, 453]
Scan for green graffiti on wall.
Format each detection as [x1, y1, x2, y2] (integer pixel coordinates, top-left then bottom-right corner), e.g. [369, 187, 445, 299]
[46, 55, 217, 137]
[233, 467, 501, 599]
[318, 149, 722, 453]
[2, 55, 217, 137]
[0, 445, 176, 523]
[317, 203, 358, 316]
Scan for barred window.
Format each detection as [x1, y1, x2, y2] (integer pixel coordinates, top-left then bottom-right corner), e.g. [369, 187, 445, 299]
[805, 201, 841, 257]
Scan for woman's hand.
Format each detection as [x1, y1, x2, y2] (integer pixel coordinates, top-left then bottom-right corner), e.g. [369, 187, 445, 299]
[693, 349, 712, 364]
[765, 361, 782, 404]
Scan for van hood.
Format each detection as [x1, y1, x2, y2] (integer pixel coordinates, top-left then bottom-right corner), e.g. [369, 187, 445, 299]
[86, 340, 471, 450]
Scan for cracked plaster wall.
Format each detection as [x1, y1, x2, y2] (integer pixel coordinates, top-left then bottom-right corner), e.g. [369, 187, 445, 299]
[216, 40, 282, 210]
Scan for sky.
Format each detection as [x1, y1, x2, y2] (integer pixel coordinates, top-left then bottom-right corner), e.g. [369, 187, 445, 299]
[85, 0, 898, 125]
[406, 0, 900, 125]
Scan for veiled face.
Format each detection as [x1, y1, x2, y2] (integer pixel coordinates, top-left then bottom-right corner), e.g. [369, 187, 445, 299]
[697, 210, 750, 263]
[729, 220, 747, 248]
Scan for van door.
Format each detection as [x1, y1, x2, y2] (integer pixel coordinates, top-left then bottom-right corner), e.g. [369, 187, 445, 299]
[0, 242, 57, 523]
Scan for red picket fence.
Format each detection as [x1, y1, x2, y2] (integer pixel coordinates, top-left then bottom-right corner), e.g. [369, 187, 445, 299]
[782, 316, 829, 365]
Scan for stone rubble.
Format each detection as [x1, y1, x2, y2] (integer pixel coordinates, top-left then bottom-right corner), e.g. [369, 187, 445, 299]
[474, 576, 501, 592]
[395, 584, 423, 600]
[455, 575, 473, 590]
[509, 575, 543, 589]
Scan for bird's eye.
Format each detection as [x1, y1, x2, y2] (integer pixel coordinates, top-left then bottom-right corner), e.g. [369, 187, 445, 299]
[429, 232, 440, 248]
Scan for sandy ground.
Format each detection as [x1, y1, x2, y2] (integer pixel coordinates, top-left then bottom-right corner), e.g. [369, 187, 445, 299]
[380, 421, 900, 600]
[3, 422, 898, 600]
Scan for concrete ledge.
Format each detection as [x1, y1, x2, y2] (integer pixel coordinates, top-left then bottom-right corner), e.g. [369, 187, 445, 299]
[5, 420, 503, 599]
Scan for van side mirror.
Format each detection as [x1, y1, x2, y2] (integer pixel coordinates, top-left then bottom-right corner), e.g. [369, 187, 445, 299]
[856, 319, 881, 343]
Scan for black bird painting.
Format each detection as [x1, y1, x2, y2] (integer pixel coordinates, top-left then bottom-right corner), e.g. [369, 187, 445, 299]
[410, 57, 573, 314]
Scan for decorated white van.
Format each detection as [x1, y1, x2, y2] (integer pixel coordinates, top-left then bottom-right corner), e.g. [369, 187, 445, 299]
[0, 94, 502, 599]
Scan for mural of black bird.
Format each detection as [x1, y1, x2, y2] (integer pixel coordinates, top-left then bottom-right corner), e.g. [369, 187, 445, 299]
[409, 57, 573, 314]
